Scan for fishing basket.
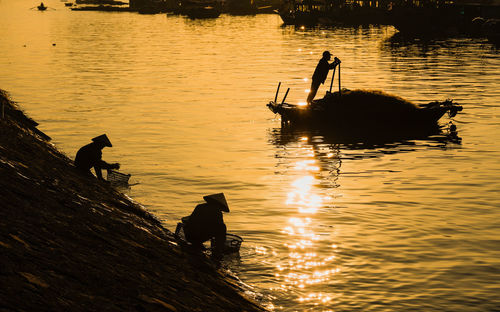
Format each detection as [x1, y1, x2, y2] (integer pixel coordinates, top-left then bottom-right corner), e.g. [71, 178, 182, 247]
[211, 233, 243, 253]
[222, 233, 243, 253]
[106, 169, 131, 184]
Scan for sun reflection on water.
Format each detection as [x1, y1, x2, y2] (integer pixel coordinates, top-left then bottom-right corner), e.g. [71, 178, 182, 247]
[274, 134, 341, 311]
[276, 144, 339, 306]
[286, 175, 323, 214]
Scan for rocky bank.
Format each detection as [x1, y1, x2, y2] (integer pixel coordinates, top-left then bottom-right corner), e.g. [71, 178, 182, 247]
[0, 89, 267, 312]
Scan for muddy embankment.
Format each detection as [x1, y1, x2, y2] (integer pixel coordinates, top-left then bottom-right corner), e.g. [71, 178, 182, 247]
[0, 89, 267, 312]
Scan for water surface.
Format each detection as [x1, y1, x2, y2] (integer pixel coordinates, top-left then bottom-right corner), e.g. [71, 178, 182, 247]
[1, 2, 499, 310]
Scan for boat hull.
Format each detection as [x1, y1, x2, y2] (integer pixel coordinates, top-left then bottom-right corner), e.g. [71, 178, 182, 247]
[184, 7, 221, 18]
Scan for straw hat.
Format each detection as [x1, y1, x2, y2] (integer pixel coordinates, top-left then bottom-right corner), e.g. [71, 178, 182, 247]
[203, 193, 229, 212]
[92, 134, 112, 147]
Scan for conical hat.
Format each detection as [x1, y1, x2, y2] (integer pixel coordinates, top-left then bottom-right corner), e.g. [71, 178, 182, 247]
[203, 193, 229, 212]
[92, 134, 112, 147]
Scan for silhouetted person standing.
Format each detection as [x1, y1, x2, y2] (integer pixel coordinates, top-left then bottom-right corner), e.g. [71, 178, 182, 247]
[74, 134, 120, 181]
[307, 51, 341, 104]
[183, 193, 229, 256]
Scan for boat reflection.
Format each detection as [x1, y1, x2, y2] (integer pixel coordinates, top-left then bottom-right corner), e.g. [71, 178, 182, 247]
[270, 121, 461, 153]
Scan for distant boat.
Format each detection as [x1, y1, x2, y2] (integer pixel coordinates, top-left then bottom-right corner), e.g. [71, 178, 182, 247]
[180, 0, 221, 18]
[388, 1, 500, 35]
[277, 0, 329, 26]
[388, 6, 465, 35]
[75, 0, 127, 4]
[267, 87, 462, 129]
[277, 0, 389, 26]
[185, 6, 221, 18]
[37, 2, 48, 10]
[64, 2, 74, 6]
[71, 4, 131, 11]
[479, 18, 500, 44]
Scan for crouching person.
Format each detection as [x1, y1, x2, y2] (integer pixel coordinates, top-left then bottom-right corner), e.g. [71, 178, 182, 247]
[184, 193, 229, 257]
[74, 134, 120, 181]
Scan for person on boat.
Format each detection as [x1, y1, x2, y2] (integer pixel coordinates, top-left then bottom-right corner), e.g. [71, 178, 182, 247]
[183, 193, 229, 257]
[307, 51, 341, 104]
[74, 134, 120, 181]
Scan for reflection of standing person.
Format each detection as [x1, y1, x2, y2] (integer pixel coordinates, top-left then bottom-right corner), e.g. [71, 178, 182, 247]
[183, 193, 229, 256]
[74, 134, 120, 180]
[307, 51, 341, 104]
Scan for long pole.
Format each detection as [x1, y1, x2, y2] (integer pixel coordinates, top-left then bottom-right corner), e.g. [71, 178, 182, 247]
[281, 88, 290, 104]
[338, 63, 341, 96]
[329, 66, 336, 93]
[274, 82, 281, 103]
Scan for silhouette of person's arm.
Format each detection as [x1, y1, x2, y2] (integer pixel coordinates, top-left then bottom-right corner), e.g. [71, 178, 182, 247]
[94, 160, 119, 180]
[329, 57, 341, 69]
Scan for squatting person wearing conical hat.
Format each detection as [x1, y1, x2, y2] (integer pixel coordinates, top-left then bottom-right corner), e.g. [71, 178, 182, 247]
[74, 134, 120, 181]
[306, 50, 341, 104]
[183, 193, 229, 257]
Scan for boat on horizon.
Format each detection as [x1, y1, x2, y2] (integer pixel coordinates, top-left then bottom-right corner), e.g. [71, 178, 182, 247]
[37, 3, 48, 10]
[277, 0, 389, 26]
[388, 0, 500, 35]
[71, 4, 131, 11]
[178, 0, 222, 18]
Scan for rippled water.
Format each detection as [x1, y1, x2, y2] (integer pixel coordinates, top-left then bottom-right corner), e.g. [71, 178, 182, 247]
[1, 1, 499, 310]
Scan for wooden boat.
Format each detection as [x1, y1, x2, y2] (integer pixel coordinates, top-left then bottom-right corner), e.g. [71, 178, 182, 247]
[71, 4, 131, 11]
[37, 3, 48, 10]
[389, 6, 465, 35]
[483, 19, 500, 44]
[277, 0, 329, 26]
[184, 5, 221, 18]
[267, 86, 462, 130]
[75, 0, 127, 4]
[179, 0, 221, 18]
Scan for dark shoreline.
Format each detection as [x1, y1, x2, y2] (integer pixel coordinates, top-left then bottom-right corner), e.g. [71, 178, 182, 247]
[0, 89, 267, 311]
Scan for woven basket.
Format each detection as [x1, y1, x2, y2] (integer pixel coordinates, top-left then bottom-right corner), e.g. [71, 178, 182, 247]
[107, 170, 131, 184]
[211, 233, 243, 253]
[224, 233, 243, 252]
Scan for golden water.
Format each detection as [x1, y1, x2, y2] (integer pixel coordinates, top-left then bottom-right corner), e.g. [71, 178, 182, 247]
[1, 1, 499, 310]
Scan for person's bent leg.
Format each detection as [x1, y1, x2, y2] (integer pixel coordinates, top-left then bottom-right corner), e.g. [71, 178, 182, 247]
[212, 224, 227, 257]
[185, 227, 208, 250]
[307, 81, 320, 104]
